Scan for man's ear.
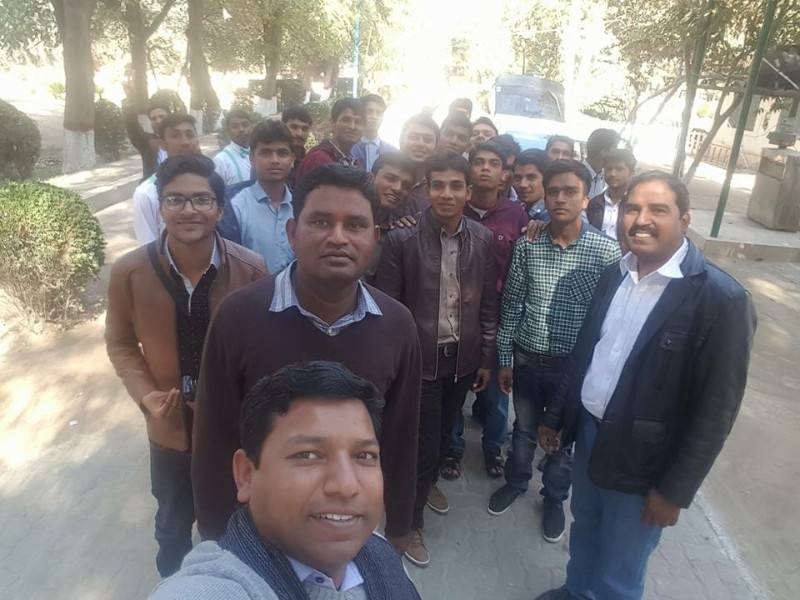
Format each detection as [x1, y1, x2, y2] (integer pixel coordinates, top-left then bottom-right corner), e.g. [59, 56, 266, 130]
[465, 184, 473, 204]
[232, 449, 255, 504]
[286, 218, 297, 251]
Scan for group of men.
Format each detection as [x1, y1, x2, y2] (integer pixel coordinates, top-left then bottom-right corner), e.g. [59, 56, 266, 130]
[107, 92, 756, 600]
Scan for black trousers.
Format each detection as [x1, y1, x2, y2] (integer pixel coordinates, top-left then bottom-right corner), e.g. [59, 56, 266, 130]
[412, 358, 474, 529]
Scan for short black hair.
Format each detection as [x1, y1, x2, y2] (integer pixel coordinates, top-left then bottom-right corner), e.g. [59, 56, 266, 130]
[586, 128, 621, 159]
[472, 116, 498, 136]
[448, 98, 473, 117]
[360, 93, 387, 110]
[469, 140, 507, 169]
[401, 114, 440, 144]
[626, 170, 690, 215]
[292, 163, 379, 220]
[281, 106, 313, 126]
[441, 114, 473, 136]
[155, 154, 225, 209]
[545, 134, 575, 152]
[157, 113, 197, 139]
[515, 148, 551, 173]
[240, 361, 384, 467]
[543, 159, 592, 196]
[147, 101, 171, 116]
[371, 151, 416, 177]
[225, 108, 252, 129]
[249, 119, 294, 152]
[604, 148, 637, 172]
[331, 97, 366, 121]
[493, 134, 521, 161]
[425, 152, 471, 186]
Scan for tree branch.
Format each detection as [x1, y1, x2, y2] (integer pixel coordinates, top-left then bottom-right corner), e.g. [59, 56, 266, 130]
[144, 0, 176, 38]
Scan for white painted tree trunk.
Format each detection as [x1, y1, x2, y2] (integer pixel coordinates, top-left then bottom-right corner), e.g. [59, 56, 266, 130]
[254, 97, 278, 118]
[190, 109, 204, 133]
[62, 129, 95, 173]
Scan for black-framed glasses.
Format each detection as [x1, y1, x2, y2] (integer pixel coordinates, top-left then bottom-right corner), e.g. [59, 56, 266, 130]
[161, 194, 217, 211]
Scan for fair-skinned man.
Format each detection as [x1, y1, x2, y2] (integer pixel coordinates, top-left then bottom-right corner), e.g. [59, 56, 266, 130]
[535, 172, 756, 600]
[213, 109, 254, 186]
[294, 98, 365, 183]
[376, 153, 497, 567]
[437, 114, 472, 156]
[587, 148, 637, 241]
[489, 160, 620, 545]
[106, 155, 267, 578]
[133, 114, 201, 244]
[352, 94, 398, 171]
[218, 120, 296, 274]
[193, 165, 422, 559]
[395, 114, 440, 218]
[150, 362, 421, 599]
[545, 135, 575, 162]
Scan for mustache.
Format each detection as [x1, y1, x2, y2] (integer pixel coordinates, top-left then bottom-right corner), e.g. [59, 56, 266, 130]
[628, 227, 658, 237]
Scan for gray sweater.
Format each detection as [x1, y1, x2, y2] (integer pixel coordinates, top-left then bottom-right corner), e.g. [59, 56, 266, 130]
[149, 541, 369, 600]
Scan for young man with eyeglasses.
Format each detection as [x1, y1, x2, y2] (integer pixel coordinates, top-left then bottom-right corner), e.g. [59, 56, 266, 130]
[106, 154, 267, 578]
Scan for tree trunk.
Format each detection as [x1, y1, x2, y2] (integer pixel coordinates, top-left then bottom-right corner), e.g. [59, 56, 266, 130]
[187, 0, 220, 132]
[52, 0, 96, 173]
[262, 16, 282, 99]
[682, 92, 744, 184]
[126, 1, 149, 113]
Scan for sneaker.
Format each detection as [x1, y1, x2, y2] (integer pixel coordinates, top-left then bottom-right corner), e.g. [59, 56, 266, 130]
[542, 503, 565, 543]
[534, 586, 577, 600]
[487, 483, 523, 515]
[403, 528, 430, 568]
[426, 485, 450, 515]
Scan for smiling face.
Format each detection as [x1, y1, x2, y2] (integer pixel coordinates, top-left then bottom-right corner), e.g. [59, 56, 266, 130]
[622, 179, 689, 270]
[544, 171, 588, 226]
[331, 109, 364, 151]
[513, 163, 545, 205]
[400, 124, 437, 165]
[428, 168, 471, 223]
[373, 164, 414, 212]
[159, 173, 222, 244]
[233, 397, 383, 579]
[287, 185, 378, 284]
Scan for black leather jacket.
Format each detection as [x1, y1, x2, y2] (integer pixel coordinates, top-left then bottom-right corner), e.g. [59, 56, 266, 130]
[375, 209, 498, 381]
[543, 240, 756, 508]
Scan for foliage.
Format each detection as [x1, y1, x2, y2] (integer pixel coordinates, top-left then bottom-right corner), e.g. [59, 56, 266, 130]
[150, 88, 188, 114]
[277, 79, 304, 111]
[0, 0, 58, 65]
[49, 81, 66, 99]
[0, 100, 42, 181]
[94, 99, 128, 162]
[582, 95, 629, 122]
[303, 101, 332, 124]
[502, 0, 563, 81]
[0, 181, 105, 322]
[232, 87, 254, 113]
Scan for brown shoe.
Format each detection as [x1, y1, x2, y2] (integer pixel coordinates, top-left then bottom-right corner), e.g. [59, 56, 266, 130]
[426, 484, 450, 515]
[403, 528, 430, 568]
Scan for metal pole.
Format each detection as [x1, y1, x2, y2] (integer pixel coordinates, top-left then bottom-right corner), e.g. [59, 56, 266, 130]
[352, 11, 361, 97]
[711, 0, 779, 238]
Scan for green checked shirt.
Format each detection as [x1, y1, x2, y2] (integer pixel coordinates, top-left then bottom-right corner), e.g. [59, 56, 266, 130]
[497, 225, 620, 366]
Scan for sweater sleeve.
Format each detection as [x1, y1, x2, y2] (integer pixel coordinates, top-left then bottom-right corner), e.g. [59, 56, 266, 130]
[293, 151, 331, 185]
[380, 310, 422, 538]
[193, 299, 245, 540]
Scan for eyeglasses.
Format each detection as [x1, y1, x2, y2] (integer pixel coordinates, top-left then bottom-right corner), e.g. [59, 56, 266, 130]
[161, 194, 217, 211]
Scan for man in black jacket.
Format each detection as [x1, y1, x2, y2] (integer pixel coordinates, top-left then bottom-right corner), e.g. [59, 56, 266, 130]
[535, 171, 756, 600]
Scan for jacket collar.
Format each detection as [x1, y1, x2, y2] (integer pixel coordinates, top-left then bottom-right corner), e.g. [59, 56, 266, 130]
[157, 230, 229, 270]
[421, 207, 465, 238]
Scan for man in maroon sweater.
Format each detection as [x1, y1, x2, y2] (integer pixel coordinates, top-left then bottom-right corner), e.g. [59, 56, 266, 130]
[192, 163, 423, 553]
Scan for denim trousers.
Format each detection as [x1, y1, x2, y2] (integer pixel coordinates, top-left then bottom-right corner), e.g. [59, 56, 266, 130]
[504, 352, 572, 506]
[450, 361, 509, 456]
[149, 441, 195, 577]
[566, 410, 663, 600]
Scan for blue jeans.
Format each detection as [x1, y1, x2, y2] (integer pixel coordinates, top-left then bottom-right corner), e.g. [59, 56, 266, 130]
[450, 362, 509, 455]
[149, 441, 195, 577]
[566, 410, 662, 600]
[504, 351, 572, 505]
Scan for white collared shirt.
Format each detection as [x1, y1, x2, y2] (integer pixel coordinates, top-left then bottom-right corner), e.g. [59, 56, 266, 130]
[132, 175, 162, 244]
[163, 236, 221, 306]
[361, 135, 381, 171]
[213, 142, 251, 185]
[601, 192, 621, 239]
[581, 239, 689, 419]
[287, 556, 364, 592]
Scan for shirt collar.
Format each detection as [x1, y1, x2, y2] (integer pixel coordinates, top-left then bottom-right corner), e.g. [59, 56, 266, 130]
[440, 216, 465, 238]
[163, 235, 220, 275]
[361, 135, 380, 146]
[228, 141, 250, 157]
[286, 556, 364, 592]
[620, 238, 689, 283]
[546, 221, 588, 249]
[253, 182, 292, 206]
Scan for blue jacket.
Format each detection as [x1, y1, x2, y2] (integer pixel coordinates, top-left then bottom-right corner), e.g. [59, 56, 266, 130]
[351, 137, 398, 171]
[543, 239, 756, 508]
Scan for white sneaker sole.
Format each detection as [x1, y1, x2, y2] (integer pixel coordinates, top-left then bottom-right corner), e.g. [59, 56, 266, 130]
[426, 501, 450, 515]
[404, 552, 430, 568]
[543, 530, 565, 543]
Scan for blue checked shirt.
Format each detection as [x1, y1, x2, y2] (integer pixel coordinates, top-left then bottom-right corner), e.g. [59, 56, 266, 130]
[269, 262, 383, 336]
[497, 224, 620, 366]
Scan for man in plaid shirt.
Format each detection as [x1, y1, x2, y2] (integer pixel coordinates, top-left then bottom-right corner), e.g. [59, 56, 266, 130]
[487, 160, 620, 544]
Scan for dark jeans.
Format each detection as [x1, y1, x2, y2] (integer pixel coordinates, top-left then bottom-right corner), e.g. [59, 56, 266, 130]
[149, 441, 195, 577]
[412, 359, 474, 529]
[450, 360, 509, 456]
[505, 350, 572, 506]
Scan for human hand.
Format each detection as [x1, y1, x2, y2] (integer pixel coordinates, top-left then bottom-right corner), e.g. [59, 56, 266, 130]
[538, 425, 560, 454]
[392, 216, 417, 229]
[497, 366, 513, 395]
[141, 388, 182, 420]
[472, 368, 491, 393]
[522, 219, 547, 242]
[641, 489, 681, 527]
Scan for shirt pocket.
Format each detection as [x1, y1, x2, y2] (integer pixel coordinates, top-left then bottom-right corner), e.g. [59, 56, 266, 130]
[654, 330, 691, 389]
[566, 271, 597, 305]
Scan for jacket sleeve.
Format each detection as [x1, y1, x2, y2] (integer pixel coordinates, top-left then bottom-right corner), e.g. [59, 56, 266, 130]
[656, 288, 756, 508]
[380, 313, 422, 538]
[293, 151, 329, 185]
[478, 237, 498, 369]
[374, 232, 404, 301]
[192, 302, 244, 540]
[104, 259, 159, 407]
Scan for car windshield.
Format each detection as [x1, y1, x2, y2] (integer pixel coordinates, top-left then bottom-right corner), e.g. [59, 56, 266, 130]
[495, 86, 563, 121]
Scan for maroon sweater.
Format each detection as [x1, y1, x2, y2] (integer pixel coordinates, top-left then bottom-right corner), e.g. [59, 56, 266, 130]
[192, 275, 422, 540]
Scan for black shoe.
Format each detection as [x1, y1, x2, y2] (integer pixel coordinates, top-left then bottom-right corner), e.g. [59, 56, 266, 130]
[542, 502, 565, 543]
[534, 586, 577, 600]
[488, 483, 523, 515]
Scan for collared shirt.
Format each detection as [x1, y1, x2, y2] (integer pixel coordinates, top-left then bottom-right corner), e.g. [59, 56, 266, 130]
[157, 147, 168, 165]
[213, 142, 251, 185]
[361, 135, 381, 171]
[231, 181, 295, 274]
[581, 239, 689, 419]
[270, 262, 383, 336]
[163, 235, 221, 310]
[584, 160, 607, 198]
[132, 175, 162, 244]
[601, 192, 621, 239]
[438, 221, 463, 344]
[497, 224, 621, 366]
[527, 199, 551, 222]
[287, 556, 364, 592]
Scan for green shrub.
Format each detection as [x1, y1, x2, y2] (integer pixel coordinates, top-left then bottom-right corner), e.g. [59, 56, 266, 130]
[303, 101, 332, 124]
[0, 99, 42, 181]
[94, 98, 127, 162]
[0, 181, 105, 322]
[149, 89, 187, 115]
[48, 81, 66, 99]
[276, 79, 304, 111]
[232, 88, 254, 113]
[581, 95, 629, 122]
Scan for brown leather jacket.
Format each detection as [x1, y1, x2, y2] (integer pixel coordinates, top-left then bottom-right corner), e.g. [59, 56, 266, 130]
[105, 232, 267, 450]
[375, 209, 498, 381]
